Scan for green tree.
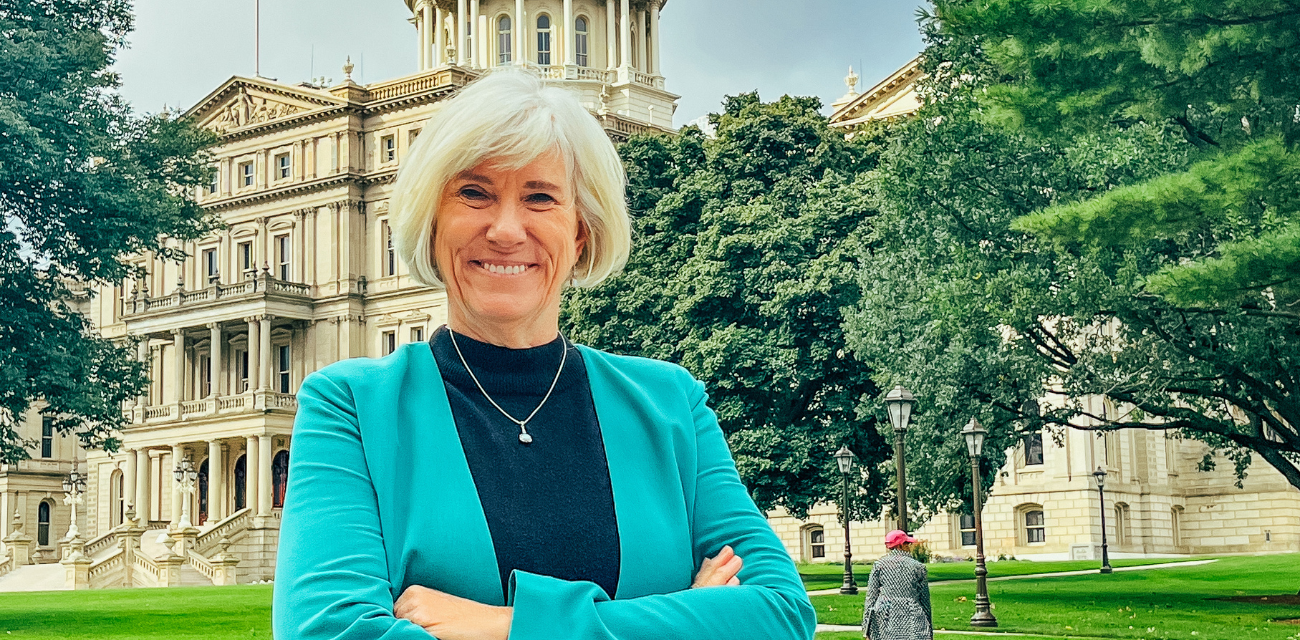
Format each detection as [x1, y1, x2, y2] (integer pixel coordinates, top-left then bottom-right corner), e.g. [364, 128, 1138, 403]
[0, 0, 216, 461]
[564, 94, 893, 519]
[847, 0, 1300, 503]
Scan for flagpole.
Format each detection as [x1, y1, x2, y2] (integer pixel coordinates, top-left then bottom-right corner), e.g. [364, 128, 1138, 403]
[255, 0, 261, 77]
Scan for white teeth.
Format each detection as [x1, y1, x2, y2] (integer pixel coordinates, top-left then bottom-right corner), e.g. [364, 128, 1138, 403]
[482, 263, 527, 275]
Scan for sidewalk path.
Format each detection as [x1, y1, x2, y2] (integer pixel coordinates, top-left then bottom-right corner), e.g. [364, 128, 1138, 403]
[816, 623, 1113, 638]
[807, 559, 1218, 596]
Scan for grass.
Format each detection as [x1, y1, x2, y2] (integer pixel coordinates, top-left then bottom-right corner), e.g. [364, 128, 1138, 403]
[813, 554, 1300, 640]
[0, 585, 273, 639]
[799, 557, 1197, 591]
[816, 634, 1080, 640]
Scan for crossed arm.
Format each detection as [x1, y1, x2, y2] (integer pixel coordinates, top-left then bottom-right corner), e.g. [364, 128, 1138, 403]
[273, 371, 815, 640]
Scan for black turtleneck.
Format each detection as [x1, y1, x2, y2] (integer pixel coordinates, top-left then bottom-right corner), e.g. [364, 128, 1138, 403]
[429, 326, 621, 602]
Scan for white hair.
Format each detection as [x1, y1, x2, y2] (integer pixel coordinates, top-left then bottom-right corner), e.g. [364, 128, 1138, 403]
[390, 69, 631, 289]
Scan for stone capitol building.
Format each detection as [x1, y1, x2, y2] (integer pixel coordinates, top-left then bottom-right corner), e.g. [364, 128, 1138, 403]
[1, 3, 1297, 591]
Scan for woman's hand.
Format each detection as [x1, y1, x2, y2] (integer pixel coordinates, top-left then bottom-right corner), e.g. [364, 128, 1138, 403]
[394, 584, 513, 640]
[691, 544, 744, 588]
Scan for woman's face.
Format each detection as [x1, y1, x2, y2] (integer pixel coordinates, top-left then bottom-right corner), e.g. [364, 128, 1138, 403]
[435, 150, 587, 345]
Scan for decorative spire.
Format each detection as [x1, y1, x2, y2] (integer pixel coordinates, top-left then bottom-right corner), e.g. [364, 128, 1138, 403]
[343, 56, 355, 81]
[845, 66, 860, 97]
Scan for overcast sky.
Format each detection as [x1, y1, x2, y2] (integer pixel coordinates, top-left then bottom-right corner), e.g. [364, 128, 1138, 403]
[115, 0, 927, 126]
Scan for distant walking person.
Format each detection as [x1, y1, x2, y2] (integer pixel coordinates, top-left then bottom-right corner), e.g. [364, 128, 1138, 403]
[863, 530, 933, 640]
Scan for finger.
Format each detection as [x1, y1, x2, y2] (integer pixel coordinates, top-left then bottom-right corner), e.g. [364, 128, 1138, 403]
[714, 545, 735, 564]
[726, 576, 740, 586]
[719, 554, 744, 580]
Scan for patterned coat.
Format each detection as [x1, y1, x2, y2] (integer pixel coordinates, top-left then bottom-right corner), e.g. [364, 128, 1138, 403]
[862, 549, 933, 640]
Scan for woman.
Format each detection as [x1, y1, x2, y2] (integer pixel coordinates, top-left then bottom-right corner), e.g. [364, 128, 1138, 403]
[862, 530, 933, 640]
[271, 70, 815, 640]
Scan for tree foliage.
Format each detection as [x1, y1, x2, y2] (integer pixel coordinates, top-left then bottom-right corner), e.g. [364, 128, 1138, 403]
[564, 94, 892, 519]
[848, 0, 1300, 497]
[0, 0, 217, 460]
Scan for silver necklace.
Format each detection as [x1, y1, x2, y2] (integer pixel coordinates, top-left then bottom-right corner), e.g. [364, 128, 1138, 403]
[447, 328, 567, 445]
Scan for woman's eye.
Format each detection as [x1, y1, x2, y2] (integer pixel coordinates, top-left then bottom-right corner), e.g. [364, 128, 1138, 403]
[459, 186, 490, 201]
[525, 193, 557, 205]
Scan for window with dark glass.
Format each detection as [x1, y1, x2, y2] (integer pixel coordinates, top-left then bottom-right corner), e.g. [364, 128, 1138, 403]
[382, 135, 396, 163]
[209, 166, 219, 194]
[276, 153, 291, 179]
[278, 344, 291, 393]
[411, 326, 424, 343]
[1025, 510, 1046, 543]
[37, 501, 51, 546]
[383, 331, 397, 356]
[240, 161, 254, 187]
[809, 528, 825, 559]
[276, 234, 291, 280]
[239, 242, 253, 278]
[197, 458, 209, 525]
[237, 349, 249, 392]
[198, 354, 211, 397]
[41, 417, 53, 458]
[575, 17, 589, 67]
[234, 455, 247, 510]
[1024, 431, 1044, 465]
[536, 15, 552, 65]
[498, 16, 512, 64]
[959, 513, 977, 546]
[384, 221, 396, 276]
[204, 248, 218, 283]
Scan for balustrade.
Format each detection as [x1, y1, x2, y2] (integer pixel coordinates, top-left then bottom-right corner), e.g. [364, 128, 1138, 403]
[123, 272, 311, 317]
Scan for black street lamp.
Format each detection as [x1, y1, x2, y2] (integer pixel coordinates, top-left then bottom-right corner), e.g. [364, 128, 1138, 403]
[884, 385, 916, 531]
[961, 418, 997, 627]
[834, 445, 859, 595]
[1092, 466, 1113, 574]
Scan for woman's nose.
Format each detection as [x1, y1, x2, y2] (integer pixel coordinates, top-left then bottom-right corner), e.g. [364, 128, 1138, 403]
[484, 201, 527, 246]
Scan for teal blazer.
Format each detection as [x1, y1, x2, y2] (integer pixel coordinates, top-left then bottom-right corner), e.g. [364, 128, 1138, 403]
[272, 342, 816, 639]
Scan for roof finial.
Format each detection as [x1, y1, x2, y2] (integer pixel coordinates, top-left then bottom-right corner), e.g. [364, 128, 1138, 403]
[845, 66, 860, 96]
[343, 56, 355, 81]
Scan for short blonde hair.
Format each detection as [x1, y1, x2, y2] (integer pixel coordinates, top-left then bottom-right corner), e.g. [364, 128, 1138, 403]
[390, 69, 631, 289]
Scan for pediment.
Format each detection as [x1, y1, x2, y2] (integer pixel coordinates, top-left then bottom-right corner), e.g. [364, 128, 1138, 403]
[186, 76, 347, 135]
[830, 57, 923, 127]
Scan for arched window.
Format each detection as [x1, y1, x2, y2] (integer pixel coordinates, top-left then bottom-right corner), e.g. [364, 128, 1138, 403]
[1023, 431, 1044, 466]
[497, 16, 512, 65]
[1019, 505, 1046, 544]
[234, 454, 247, 511]
[110, 470, 125, 528]
[802, 525, 825, 562]
[272, 449, 290, 508]
[575, 17, 589, 67]
[37, 501, 52, 546]
[1171, 506, 1184, 547]
[536, 15, 552, 65]
[198, 457, 209, 525]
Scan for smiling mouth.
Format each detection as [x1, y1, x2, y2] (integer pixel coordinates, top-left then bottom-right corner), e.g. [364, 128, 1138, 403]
[471, 261, 536, 276]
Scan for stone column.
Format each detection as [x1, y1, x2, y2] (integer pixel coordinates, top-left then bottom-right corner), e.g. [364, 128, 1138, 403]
[257, 435, 273, 517]
[478, 12, 488, 68]
[470, 0, 480, 67]
[171, 329, 185, 404]
[259, 316, 273, 391]
[515, 0, 525, 65]
[563, 0, 574, 65]
[636, 9, 646, 71]
[457, 0, 467, 65]
[245, 436, 260, 516]
[619, 0, 631, 72]
[208, 323, 222, 398]
[306, 208, 317, 286]
[208, 440, 224, 522]
[169, 445, 184, 527]
[246, 317, 260, 394]
[135, 449, 151, 524]
[416, 1, 427, 70]
[123, 450, 137, 524]
[434, 8, 446, 67]
[605, 0, 616, 69]
[649, 2, 660, 75]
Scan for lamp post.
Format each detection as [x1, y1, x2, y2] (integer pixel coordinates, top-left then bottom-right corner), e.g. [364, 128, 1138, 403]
[961, 418, 997, 627]
[833, 445, 858, 595]
[885, 385, 916, 531]
[173, 457, 199, 529]
[62, 471, 87, 541]
[1092, 466, 1113, 574]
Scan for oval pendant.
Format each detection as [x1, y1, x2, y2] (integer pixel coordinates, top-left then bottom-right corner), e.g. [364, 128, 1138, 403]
[519, 432, 533, 445]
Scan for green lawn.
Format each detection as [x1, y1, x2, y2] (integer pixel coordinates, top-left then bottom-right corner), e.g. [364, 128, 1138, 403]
[0, 585, 273, 639]
[799, 557, 1198, 591]
[813, 554, 1300, 640]
[816, 634, 1080, 640]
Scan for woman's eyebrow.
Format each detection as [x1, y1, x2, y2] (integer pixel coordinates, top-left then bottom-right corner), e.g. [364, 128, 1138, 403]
[457, 172, 495, 185]
[523, 180, 562, 191]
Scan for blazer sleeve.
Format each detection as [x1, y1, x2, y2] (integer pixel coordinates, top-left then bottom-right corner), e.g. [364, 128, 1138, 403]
[272, 371, 431, 640]
[917, 564, 932, 629]
[505, 373, 816, 639]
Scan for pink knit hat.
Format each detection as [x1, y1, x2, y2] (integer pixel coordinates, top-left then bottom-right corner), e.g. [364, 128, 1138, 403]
[885, 530, 918, 549]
